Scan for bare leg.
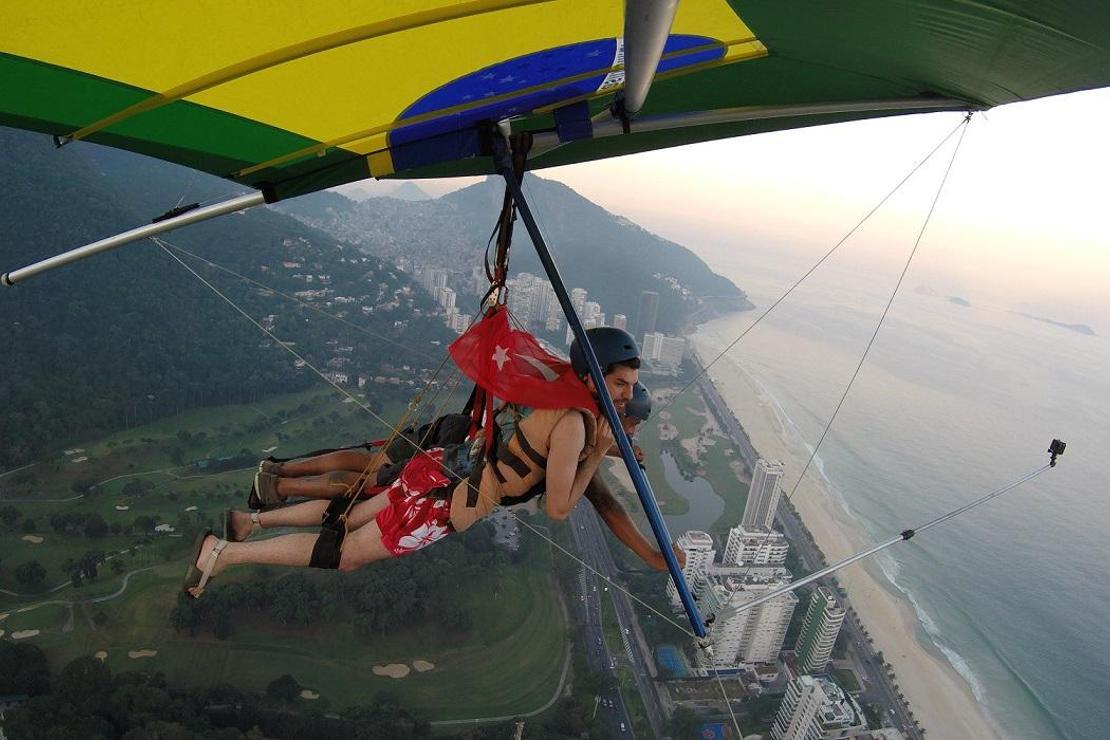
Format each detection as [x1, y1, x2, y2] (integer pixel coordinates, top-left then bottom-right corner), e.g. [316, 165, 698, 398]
[226, 495, 391, 540]
[276, 470, 369, 501]
[191, 498, 394, 591]
[274, 450, 389, 477]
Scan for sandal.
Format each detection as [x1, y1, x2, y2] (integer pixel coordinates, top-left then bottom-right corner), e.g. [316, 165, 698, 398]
[223, 510, 262, 542]
[183, 530, 228, 599]
[259, 459, 282, 475]
[246, 470, 282, 511]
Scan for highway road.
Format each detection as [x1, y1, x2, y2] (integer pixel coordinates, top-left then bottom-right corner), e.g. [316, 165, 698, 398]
[570, 502, 672, 738]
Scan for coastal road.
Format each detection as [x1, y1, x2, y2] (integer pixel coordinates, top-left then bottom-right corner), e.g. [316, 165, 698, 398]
[694, 362, 921, 739]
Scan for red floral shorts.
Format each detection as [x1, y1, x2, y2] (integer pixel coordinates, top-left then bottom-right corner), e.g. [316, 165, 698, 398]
[375, 447, 455, 556]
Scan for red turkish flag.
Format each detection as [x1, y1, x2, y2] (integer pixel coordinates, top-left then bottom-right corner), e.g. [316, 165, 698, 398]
[450, 306, 597, 412]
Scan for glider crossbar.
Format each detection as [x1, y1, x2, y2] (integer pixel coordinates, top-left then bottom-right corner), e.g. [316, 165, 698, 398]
[2, 192, 265, 286]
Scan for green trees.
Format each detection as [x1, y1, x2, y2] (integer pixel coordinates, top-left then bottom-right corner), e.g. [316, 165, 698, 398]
[0, 652, 432, 738]
[0, 642, 51, 696]
[15, 559, 47, 590]
[266, 674, 302, 703]
[0, 505, 21, 527]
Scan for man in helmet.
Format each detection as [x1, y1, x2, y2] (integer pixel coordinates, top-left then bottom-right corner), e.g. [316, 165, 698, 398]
[185, 326, 668, 596]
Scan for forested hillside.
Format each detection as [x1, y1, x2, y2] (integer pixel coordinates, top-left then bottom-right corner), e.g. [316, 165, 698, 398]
[280, 175, 752, 335]
[0, 128, 452, 469]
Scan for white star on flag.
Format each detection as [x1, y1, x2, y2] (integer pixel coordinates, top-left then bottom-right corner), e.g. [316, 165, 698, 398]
[493, 345, 510, 370]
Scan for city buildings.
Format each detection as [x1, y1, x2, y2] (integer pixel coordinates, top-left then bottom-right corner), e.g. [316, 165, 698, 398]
[636, 289, 659, 338]
[724, 524, 789, 566]
[771, 674, 867, 740]
[795, 586, 847, 674]
[668, 530, 716, 606]
[742, 458, 786, 530]
[700, 574, 798, 668]
[642, 331, 687, 369]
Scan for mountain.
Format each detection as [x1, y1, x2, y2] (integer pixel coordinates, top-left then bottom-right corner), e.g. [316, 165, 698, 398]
[0, 128, 451, 468]
[390, 182, 431, 201]
[279, 175, 752, 335]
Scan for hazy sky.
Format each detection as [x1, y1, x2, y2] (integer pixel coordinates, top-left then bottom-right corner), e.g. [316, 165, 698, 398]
[343, 87, 1110, 323]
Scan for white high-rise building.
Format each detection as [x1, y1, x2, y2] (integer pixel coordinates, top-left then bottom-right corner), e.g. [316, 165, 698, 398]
[771, 674, 866, 740]
[657, 336, 686, 367]
[667, 531, 716, 606]
[571, 287, 588, 315]
[613, 313, 627, 330]
[642, 331, 664, 361]
[439, 287, 456, 311]
[742, 459, 786, 530]
[422, 267, 448, 295]
[724, 524, 789, 566]
[795, 586, 847, 674]
[639, 332, 685, 367]
[700, 575, 797, 667]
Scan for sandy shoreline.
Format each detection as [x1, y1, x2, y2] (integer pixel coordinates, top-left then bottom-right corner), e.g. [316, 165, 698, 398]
[697, 347, 1000, 739]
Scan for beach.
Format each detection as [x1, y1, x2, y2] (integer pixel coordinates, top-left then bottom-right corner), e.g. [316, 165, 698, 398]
[698, 349, 1000, 739]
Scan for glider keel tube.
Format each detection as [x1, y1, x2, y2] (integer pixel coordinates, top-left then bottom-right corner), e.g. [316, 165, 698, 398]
[618, 0, 680, 119]
[2, 192, 266, 286]
[495, 140, 708, 638]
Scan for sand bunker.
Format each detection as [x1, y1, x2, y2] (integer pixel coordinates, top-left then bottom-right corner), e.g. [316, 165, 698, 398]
[11, 630, 40, 640]
[300, 689, 319, 700]
[114, 505, 130, 511]
[128, 649, 157, 659]
[95, 651, 108, 661]
[71, 456, 88, 463]
[412, 660, 435, 672]
[0, 613, 8, 621]
[184, 506, 198, 512]
[21, 535, 44, 544]
[372, 663, 411, 678]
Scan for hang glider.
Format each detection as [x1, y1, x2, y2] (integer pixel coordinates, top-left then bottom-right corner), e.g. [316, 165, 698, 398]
[0, 0, 1099, 637]
[3, 0, 1109, 203]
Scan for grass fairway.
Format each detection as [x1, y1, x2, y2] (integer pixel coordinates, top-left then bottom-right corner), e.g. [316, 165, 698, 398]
[607, 383, 751, 541]
[1, 388, 569, 720]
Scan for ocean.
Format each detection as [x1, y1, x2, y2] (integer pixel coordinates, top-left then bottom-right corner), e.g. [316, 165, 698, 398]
[687, 243, 1110, 740]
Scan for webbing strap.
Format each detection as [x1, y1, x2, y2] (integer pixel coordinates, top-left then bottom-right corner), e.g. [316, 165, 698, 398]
[265, 439, 382, 463]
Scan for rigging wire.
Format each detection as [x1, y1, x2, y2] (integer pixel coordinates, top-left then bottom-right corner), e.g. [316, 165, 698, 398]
[660, 115, 971, 414]
[652, 117, 972, 734]
[699, 116, 972, 660]
[154, 238, 701, 641]
[780, 118, 971, 517]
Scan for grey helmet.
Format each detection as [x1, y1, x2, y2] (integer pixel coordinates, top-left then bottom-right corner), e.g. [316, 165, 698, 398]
[569, 326, 640, 377]
[624, 382, 652, 422]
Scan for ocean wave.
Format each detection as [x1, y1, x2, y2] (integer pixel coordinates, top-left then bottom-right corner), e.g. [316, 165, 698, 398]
[880, 565, 989, 706]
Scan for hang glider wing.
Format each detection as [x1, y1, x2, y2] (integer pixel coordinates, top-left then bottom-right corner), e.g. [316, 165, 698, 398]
[3, 0, 1109, 200]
